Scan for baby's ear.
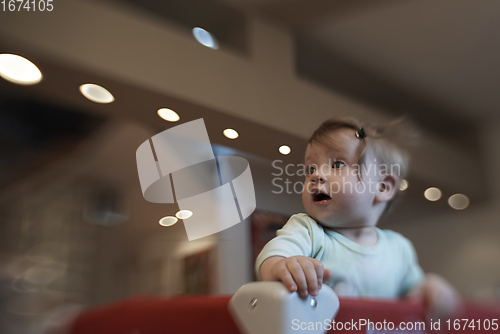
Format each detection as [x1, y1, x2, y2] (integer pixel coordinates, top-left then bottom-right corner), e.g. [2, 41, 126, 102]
[375, 175, 397, 203]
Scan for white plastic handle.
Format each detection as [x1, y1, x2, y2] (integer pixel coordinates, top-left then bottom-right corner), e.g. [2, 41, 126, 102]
[229, 282, 340, 334]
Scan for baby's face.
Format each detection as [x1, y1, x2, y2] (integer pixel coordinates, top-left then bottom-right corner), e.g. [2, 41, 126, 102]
[302, 128, 380, 228]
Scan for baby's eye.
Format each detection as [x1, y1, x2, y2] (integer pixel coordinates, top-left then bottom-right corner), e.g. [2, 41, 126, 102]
[308, 165, 316, 175]
[332, 161, 346, 169]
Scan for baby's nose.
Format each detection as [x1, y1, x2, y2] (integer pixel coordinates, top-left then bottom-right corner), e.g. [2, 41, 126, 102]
[312, 169, 328, 183]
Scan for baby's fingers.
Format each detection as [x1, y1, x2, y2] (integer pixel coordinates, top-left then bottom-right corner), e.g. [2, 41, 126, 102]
[286, 260, 309, 298]
[310, 259, 326, 289]
[298, 258, 320, 296]
[323, 269, 332, 282]
[274, 263, 297, 293]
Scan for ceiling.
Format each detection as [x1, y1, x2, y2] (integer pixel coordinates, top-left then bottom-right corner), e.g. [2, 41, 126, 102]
[92, 0, 500, 123]
[85, 0, 498, 156]
[221, 0, 500, 119]
[0, 0, 493, 215]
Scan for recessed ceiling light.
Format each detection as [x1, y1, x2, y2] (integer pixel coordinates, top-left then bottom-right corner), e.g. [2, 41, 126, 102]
[448, 194, 469, 210]
[424, 187, 442, 201]
[192, 27, 218, 49]
[158, 108, 180, 122]
[159, 216, 178, 227]
[176, 210, 193, 220]
[223, 128, 238, 139]
[0, 53, 42, 85]
[399, 179, 409, 191]
[279, 145, 291, 155]
[79, 83, 114, 104]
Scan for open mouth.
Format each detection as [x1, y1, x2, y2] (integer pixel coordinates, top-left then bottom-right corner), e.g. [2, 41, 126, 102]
[312, 191, 332, 205]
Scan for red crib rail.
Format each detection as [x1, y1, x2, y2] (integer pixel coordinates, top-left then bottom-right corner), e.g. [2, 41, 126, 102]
[70, 295, 500, 334]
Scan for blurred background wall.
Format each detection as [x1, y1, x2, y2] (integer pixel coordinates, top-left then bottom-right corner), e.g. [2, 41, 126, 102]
[0, 0, 499, 332]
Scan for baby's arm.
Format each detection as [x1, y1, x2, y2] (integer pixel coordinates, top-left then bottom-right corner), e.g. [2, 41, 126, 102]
[259, 255, 332, 298]
[407, 273, 461, 320]
[398, 236, 461, 319]
[256, 214, 331, 297]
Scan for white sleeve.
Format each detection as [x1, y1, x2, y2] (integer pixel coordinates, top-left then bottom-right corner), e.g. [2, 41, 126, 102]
[254, 214, 315, 280]
[399, 237, 425, 296]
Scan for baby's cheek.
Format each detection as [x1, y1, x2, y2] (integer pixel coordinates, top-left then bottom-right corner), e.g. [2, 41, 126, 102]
[301, 190, 316, 213]
[353, 178, 379, 195]
[328, 176, 348, 193]
[336, 187, 364, 210]
[301, 185, 311, 201]
[354, 181, 367, 194]
[302, 179, 315, 194]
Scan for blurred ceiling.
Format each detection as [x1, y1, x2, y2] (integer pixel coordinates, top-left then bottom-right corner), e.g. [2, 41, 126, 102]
[0, 0, 494, 218]
[94, 0, 500, 149]
[221, 0, 500, 119]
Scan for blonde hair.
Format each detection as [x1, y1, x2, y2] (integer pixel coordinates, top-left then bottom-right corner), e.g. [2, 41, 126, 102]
[309, 116, 418, 214]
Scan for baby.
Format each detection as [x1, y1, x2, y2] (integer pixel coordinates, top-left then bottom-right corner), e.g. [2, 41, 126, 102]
[256, 117, 459, 319]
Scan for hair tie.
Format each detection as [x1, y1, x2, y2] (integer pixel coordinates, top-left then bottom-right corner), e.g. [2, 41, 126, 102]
[355, 128, 366, 139]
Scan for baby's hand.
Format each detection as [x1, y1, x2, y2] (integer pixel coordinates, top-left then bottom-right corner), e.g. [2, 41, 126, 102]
[408, 273, 462, 321]
[260, 256, 332, 298]
[423, 274, 462, 321]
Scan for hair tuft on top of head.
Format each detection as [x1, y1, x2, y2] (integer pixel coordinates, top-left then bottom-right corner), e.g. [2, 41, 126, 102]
[378, 116, 420, 149]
